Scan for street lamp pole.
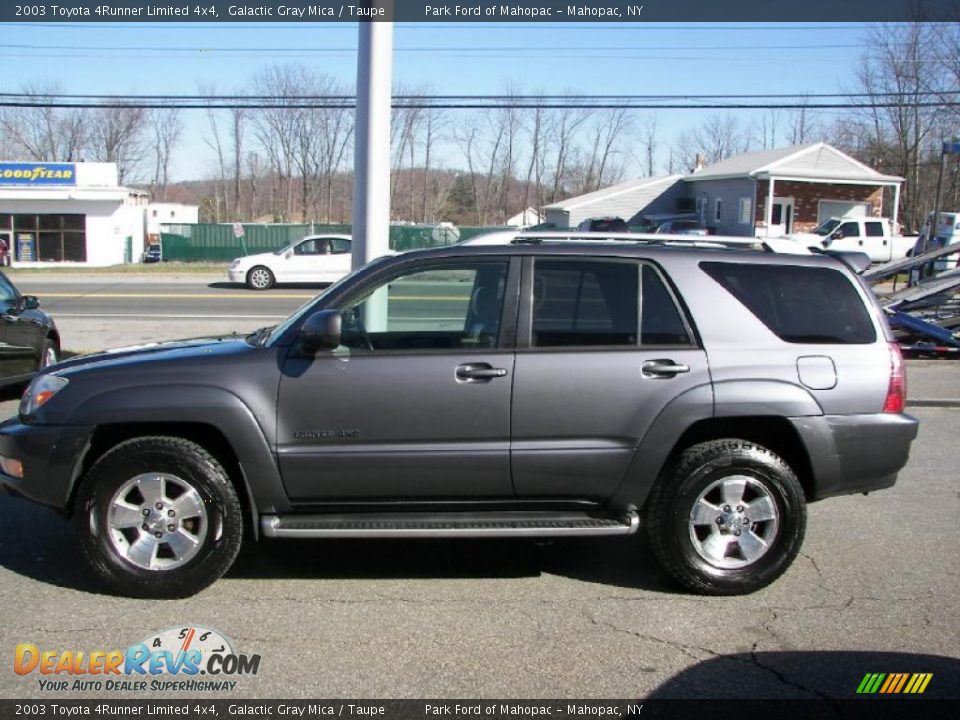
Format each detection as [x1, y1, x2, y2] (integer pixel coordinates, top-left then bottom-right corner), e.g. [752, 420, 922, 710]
[352, 16, 394, 270]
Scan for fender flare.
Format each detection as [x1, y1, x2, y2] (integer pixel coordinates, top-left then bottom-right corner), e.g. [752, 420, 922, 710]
[65, 385, 291, 537]
[610, 380, 822, 509]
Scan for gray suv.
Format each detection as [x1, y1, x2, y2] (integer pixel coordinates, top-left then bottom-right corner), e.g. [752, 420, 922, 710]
[0, 241, 918, 598]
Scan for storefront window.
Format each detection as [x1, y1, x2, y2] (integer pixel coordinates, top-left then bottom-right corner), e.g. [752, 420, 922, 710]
[1, 214, 85, 262]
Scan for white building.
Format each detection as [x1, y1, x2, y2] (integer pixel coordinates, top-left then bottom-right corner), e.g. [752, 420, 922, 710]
[146, 202, 199, 241]
[0, 161, 148, 266]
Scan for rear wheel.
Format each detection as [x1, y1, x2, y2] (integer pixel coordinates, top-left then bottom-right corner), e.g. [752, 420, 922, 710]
[74, 437, 243, 598]
[646, 439, 806, 595]
[246, 265, 275, 290]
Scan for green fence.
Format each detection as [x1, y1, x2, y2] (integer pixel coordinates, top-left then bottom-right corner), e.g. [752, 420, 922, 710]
[159, 223, 512, 262]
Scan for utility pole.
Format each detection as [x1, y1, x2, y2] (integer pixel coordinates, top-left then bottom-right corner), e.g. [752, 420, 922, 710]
[352, 15, 394, 270]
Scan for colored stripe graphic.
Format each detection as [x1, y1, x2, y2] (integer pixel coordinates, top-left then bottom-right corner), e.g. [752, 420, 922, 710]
[857, 672, 932, 694]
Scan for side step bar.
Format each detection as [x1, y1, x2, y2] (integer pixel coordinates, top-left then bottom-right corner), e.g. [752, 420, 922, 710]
[261, 509, 640, 539]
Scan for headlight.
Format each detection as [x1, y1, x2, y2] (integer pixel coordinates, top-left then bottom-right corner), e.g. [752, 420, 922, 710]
[230, 259, 242, 269]
[20, 375, 69, 416]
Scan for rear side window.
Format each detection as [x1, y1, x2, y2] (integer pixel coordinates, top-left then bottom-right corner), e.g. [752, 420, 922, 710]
[700, 262, 876, 344]
[530, 260, 693, 348]
[865, 221, 885, 237]
[641, 265, 692, 346]
[532, 260, 638, 347]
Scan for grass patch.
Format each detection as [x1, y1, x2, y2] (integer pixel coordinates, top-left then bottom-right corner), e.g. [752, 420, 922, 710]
[6, 262, 229, 275]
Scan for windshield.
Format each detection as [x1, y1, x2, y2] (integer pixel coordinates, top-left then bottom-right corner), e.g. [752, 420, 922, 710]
[264, 255, 392, 346]
[815, 218, 841, 236]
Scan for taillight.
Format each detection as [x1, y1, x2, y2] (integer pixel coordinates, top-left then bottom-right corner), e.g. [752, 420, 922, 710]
[883, 341, 906, 413]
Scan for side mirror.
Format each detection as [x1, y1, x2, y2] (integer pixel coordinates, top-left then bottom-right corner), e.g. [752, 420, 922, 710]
[299, 310, 341, 354]
[831, 231, 843, 240]
[21, 295, 39, 310]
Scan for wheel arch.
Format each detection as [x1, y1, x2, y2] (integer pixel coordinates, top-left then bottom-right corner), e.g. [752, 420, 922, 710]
[610, 381, 821, 511]
[68, 422, 262, 540]
[657, 416, 816, 502]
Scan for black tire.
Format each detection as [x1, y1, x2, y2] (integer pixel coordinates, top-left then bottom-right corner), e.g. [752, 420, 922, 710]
[39, 337, 59, 369]
[246, 265, 274, 290]
[74, 437, 243, 599]
[646, 439, 806, 595]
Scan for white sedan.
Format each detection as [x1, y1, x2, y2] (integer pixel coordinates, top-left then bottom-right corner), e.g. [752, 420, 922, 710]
[227, 235, 353, 290]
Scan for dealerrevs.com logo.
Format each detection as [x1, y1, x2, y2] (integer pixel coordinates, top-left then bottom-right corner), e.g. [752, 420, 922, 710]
[14, 626, 260, 692]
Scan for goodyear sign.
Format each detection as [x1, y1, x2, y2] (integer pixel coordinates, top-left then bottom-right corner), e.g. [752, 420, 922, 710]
[0, 163, 76, 186]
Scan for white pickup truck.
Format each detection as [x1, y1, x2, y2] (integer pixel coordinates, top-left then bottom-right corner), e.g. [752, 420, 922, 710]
[788, 217, 916, 263]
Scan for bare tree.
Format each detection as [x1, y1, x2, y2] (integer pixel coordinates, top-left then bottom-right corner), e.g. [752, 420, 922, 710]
[788, 95, 820, 145]
[577, 106, 632, 193]
[87, 104, 148, 183]
[546, 105, 591, 203]
[675, 112, 751, 171]
[148, 108, 183, 202]
[639, 113, 659, 177]
[520, 96, 549, 213]
[0, 82, 86, 161]
[845, 22, 943, 231]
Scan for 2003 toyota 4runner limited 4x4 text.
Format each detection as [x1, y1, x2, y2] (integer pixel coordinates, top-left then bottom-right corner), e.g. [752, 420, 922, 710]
[0, 239, 918, 597]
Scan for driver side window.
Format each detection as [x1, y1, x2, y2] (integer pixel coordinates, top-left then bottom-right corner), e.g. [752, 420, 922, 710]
[339, 261, 508, 352]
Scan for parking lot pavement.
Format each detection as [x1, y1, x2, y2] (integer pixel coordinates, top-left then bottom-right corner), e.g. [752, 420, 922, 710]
[0, 402, 957, 699]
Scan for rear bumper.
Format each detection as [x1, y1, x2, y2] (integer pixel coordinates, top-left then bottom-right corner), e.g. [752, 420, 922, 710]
[0, 418, 92, 512]
[790, 413, 919, 500]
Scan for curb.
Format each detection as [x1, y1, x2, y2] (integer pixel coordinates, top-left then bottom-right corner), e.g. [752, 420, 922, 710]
[907, 399, 960, 408]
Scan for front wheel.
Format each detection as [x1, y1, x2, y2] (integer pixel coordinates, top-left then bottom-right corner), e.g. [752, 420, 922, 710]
[74, 437, 243, 598]
[246, 265, 275, 290]
[646, 439, 806, 595]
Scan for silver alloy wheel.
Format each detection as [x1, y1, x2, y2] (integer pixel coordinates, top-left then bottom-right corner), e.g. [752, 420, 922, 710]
[105, 473, 208, 571]
[688, 474, 780, 569]
[248, 267, 272, 289]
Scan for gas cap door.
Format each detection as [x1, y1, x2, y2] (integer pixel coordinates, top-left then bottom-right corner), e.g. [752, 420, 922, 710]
[797, 355, 837, 390]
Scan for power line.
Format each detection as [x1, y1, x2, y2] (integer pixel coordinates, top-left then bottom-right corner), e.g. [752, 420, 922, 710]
[1, 91, 954, 100]
[1, 99, 955, 110]
[0, 42, 870, 52]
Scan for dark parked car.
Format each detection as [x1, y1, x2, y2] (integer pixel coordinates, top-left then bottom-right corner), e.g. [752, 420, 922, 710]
[0, 271, 60, 389]
[143, 245, 162, 263]
[655, 219, 710, 236]
[0, 241, 916, 598]
[576, 216, 629, 233]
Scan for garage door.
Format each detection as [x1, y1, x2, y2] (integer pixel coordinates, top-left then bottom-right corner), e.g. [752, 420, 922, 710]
[818, 201, 870, 225]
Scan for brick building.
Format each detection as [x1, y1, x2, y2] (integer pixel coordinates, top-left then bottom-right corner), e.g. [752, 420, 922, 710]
[683, 143, 903, 237]
[545, 143, 905, 238]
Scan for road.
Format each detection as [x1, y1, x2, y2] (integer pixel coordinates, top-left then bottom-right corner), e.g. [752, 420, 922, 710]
[0, 275, 957, 700]
[13, 275, 314, 321]
[11, 275, 478, 352]
[0, 405, 957, 699]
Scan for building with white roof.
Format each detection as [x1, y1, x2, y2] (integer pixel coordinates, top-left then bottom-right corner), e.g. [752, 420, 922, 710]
[0, 161, 148, 266]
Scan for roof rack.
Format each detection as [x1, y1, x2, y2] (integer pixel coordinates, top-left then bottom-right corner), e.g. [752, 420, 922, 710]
[507, 231, 797, 254]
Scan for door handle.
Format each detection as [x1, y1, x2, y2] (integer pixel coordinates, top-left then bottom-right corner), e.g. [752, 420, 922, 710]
[456, 363, 508, 383]
[642, 360, 690, 378]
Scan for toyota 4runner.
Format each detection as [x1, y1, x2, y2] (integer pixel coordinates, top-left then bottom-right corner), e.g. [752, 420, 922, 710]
[0, 240, 918, 597]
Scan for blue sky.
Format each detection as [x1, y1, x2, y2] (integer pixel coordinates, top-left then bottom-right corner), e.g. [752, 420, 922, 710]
[0, 21, 873, 180]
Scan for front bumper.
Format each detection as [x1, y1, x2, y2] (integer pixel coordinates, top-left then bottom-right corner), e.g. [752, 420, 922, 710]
[227, 268, 246, 283]
[790, 412, 919, 500]
[0, 418, 93, 512]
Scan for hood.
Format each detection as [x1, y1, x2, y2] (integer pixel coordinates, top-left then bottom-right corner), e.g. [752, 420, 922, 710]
[51, 334, 254, 376]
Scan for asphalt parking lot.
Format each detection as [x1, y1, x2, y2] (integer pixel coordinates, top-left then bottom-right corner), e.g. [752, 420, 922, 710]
[0, 276, 958, 700]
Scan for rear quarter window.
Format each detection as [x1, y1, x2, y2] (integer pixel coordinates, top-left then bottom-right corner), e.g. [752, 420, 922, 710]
[700, 262, 876, 344]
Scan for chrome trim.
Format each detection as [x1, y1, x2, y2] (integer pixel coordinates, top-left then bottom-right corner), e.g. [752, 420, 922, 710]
[260, 510, 638, 539]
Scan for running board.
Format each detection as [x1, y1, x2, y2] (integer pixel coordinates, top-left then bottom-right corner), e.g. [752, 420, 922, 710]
[260, 509, 639, 539]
